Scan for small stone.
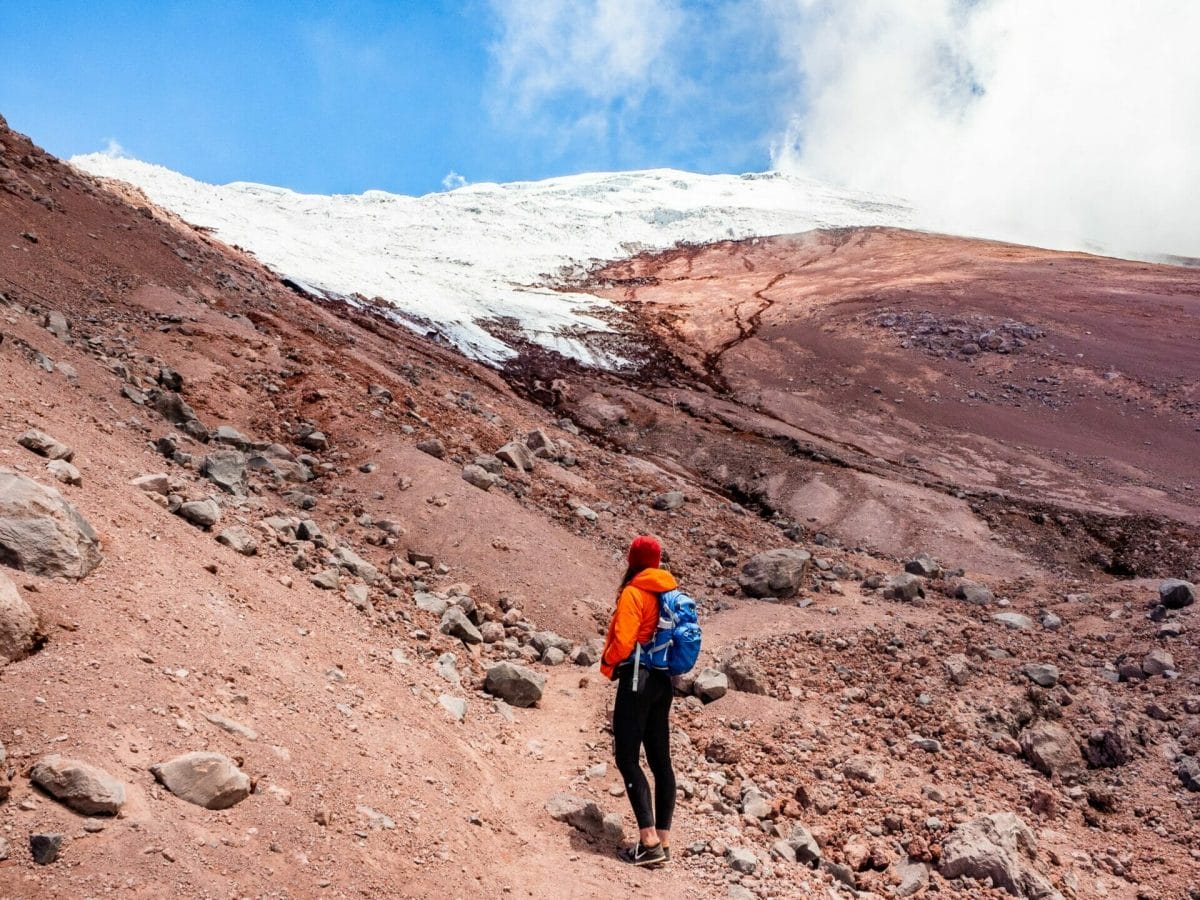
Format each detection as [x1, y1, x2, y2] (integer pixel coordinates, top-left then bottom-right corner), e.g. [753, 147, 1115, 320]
[992, 611, 1033, 630]
[30, 755, 125, 815]
[216, 526, 258, 556]
[150, 751, 251, 809]
[1142, 648, 1175, 677]
[727, 846, 759, 874]
[47, 459, 82, 486]
[883, 573, 925, 601]
[651, 491, 685, 511]
[178, 498, 221, 529]
[438, 695, 467, 722]
[1159, 579, 1196, 610]
[30, 832, 63, 865]
[693, 667, 729, 703]
[17, 429, 73, 461]
[484, 662, 545, 707]
[441, 606, 483, 644]
[416, 438, 446, 459]
[461, 464, 498, 491]
[1020, 663, 1060, 687]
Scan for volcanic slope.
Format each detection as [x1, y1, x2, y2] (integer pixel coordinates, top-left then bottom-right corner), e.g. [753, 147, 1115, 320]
[567, 228, 1200, 580]
[0, 116, 1197, 899]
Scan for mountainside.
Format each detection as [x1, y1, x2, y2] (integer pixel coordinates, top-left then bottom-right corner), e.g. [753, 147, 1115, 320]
[1, 114, 1199, 900]
[70, 153, 912, 365]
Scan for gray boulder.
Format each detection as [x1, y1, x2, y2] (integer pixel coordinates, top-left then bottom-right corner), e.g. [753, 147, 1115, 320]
[484, 662, 545, 707]
[150, 751, 251, 809]
[651, 491, 685, 511]
[904, 554, 942, 578]
[441, 606, 483, 644]
[495, 441, 535, 472]
[738, 548, 812, 599]
[1019, 721, 1081, 776]
[883, 573, 925, 601]
[1159, 578, 1195, 610]
[1020, 663, 1060, 688]
[0, 572, 40, 666]
[1177, 755, 1200, 792]
[201, 451, 248, 495]
[29, 832, 63, 865]
[693, 667, 729, 703]
[720, 655, 768, 694]
[461, 464, 498, 491]
[545, 793, 607, 837]
[524, 429, 559, 460]
[17, 429, 74, 461]
[416, 438, 445, 459]
[787, 823, 822, 866]
[30, 755, 125, 815]
[956, 581, 995, 605]
[993, 612, 1033, 630]
[216, 527, 258, 556]
[938, 812, 1062, 899]
[1142, 647, 1175, 676]
[571, 638, 604, 666]
[0, 471, 102, 578]
[178, 498, 221, 529]
[47, 460, 82, 487]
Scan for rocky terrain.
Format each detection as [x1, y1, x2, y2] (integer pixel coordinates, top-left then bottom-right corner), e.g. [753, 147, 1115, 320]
[1, 114, 1198, 899]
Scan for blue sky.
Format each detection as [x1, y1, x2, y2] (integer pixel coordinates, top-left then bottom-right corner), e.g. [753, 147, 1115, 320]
[0, 0, 787, 195]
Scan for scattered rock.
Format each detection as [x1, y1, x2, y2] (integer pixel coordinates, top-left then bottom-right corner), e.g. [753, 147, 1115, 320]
[150, 751, 251, 809]
[738, 548, 812, 599]
[30, 755, 125, 815]
[461, 464, 498, 491]
[178, 498, 221, 529]
[1176, 755, 1200, 792]
[720, 655, 768, 694]
[1084, 727, 1133, 769]
[438, 694, 467, 722]
[993, 612, 1033, 630]
[0, 470, 103, 578]
[216, 526, 258, 556]
[956, 581, 995, 605]
[30, 832, 63, 865]
[131, 473, 170, 495]
[441, 606, 483, 644]
[938, 812, 1062, 899]
[17, 429, 73, 461]
[204, 713, 258, 741]
[495, 441, 534, 472]
[1020, 663, 1060, 688]
[484, 662, 545, 707]
[1019, 721, 1081, 776]
[944, 653, 972, 686]
[545, 793, 609, 838]
[201, 450, 248, 495]
[1142, 647, 1175, 676]
[46, 459, 82, 486]
[883, 573, 925, 601]
[651, 491, 685, 511]
[904, 554, 942, 578]
[693, 667, 729, 703]
[310, 569, 340, 590]
[1159, 578, 1195, 610]
[0, 571, 40, 666]
[787, 823, 822, 867]
[416, 438, 445, 459]
[893, 858, 930, 896]
[727, 846, 758, 874]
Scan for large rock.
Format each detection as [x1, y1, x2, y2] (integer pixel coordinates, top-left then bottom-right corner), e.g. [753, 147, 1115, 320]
[201, 451, 248, 495]
[738, 548, 812, 599]
[461, 464, 498, 491]
[956, 581, 995, 605]
[1019, 721, 1081, 776]
[1083, 727, 1134, 769]
[30, 755, 125, 815]
[0, 471, 102, 578]
[1177, 755, 1200, 792]
[483, 662, 545, 708]
[495, 441, 535, 472]
[216, 526, 258, 556]
[938, 812, 1062, 899]
[441, 606, 483, 644]
[0, 572, 40, 666]
[545, 793, 604, 836]
[720, 655, 768, 694]
[693, 667, 729, 703]
[883, 573, 925, 601]
[17, 429, 74, 461]
[1159, 578, 1195, 610]
[178, 498, 221, 529]
[150, 751, 251, 809]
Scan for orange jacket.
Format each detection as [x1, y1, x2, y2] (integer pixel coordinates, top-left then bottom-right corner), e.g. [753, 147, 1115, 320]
[600, 568, 678, 680]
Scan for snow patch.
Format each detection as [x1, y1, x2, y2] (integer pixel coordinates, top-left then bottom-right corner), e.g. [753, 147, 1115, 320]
[70, 155, 914, 365]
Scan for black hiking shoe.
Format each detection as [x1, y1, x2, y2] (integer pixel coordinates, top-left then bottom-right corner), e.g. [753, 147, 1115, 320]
[619, 841, 666, 867]
[662, 846, 671, 863]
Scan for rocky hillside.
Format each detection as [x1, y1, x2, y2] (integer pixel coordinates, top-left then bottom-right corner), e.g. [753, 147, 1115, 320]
[1, 114, 1198, 899]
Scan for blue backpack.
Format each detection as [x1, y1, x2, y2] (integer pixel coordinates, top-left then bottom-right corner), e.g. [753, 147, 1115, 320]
[635, 588, 702, 678]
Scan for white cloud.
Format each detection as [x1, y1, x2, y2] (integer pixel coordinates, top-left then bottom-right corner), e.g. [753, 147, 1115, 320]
[442, 171, 468, 190]
[769, 0, 1200, 258]
[101, 137, 128, 158]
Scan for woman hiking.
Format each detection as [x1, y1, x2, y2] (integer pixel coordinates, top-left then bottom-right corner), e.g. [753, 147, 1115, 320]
[601, 535, 678, 867]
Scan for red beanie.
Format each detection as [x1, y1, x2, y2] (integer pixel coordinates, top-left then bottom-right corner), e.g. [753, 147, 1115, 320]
[627, 535, 662, 571]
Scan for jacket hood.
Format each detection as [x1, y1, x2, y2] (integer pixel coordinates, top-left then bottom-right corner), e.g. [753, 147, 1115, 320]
[628, 568, 677, 593]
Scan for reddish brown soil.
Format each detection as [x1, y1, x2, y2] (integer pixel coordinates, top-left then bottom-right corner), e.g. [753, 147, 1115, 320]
[1, 116, 1198, 900]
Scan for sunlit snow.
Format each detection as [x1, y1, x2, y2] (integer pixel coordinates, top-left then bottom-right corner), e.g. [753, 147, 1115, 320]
[70, 155, 914, 366]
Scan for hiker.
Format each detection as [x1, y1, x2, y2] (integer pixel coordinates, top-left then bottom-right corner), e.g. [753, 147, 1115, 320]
[601, 535, 678, 867]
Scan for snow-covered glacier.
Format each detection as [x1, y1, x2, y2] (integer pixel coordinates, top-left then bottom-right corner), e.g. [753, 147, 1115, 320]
[70, 155, 914, 365]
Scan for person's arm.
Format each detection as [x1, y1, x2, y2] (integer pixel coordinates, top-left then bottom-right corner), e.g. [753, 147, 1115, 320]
[602, 586, 642, 672]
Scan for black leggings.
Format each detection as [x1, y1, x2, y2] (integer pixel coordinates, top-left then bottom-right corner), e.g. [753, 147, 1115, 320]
[612, 666, 675, 831]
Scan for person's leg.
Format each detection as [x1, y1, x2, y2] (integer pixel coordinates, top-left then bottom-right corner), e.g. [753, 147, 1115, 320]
[643, 672, 677, 846]
[611, 667, 657, 838]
